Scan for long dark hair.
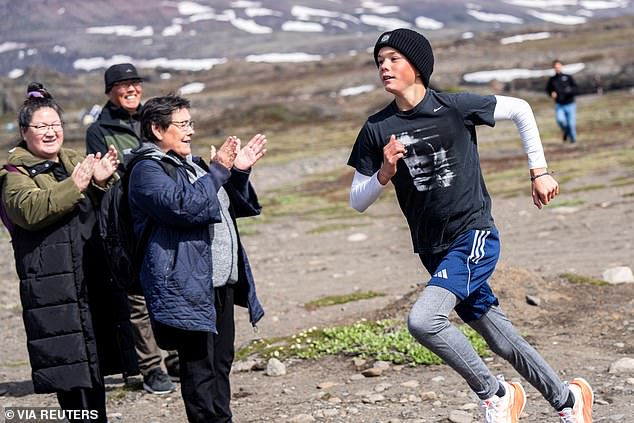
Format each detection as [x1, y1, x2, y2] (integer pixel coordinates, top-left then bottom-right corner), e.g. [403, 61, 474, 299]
[18, 82, 64, 130]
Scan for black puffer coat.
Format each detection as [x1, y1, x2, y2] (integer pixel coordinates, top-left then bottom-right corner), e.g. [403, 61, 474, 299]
[2, 145, 138, 393]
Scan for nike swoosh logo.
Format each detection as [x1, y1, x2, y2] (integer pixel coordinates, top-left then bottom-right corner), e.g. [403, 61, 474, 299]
[434, 106, 443, 112]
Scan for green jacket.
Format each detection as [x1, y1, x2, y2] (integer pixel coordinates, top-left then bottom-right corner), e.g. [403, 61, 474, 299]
[2, 143, 90, 231]
[86, 100, 142, 165]
[1, 143, 137, 393]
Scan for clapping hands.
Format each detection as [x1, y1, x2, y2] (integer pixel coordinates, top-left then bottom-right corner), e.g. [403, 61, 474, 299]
[234, 133, 267, 170]
[211, 134, 267, 170]
[93, 145, 119, 186]
[71, 145, 119, 191]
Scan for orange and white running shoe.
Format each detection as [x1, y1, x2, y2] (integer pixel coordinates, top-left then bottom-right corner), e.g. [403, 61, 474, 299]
[558, 377, 594, 423]
[480, 379, 526, 423]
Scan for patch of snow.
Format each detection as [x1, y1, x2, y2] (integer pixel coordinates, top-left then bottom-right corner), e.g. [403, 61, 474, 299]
[177, 1, 214, 15]
[231, 18, 273, 34]
[467, 10, 524, 24]
[360, 15, 412, 30]
[245, 53, 322, 63]
[339, 84, 375, 96]
[231, 1, 261, 7]
[503, 0, 577, 9]
[0, 42, 27, 54]
[415, 16, 444, 30]
[245, 7, 282, 18]
[527, 10, 587, 25]
[291, 5, 340, 19]
[500, 32, 551, 44]
[178, 82, 205, 95]
[86, 25, 154, 37]
[282, 21, 325, 32]
[162, 24, 183, 37]
[8, 69, 24, 79]
[463, 62, 585, 83]
[581, 0, 630, 9]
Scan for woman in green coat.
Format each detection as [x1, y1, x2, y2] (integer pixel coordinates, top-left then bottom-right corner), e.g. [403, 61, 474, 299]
[1, 83, 137, 423]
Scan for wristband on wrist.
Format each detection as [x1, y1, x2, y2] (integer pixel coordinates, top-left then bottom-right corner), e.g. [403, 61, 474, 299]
[530, 171, 551, 182]
[377, 169, 389, 184]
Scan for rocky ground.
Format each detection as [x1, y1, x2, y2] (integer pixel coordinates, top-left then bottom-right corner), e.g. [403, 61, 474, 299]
[1, 110, 633, 422]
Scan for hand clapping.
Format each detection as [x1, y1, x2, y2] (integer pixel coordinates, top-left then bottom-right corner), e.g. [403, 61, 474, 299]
[71, 155, 96, 192]
[213, 136, 239, 169]
[92, 145, 119, 186]
[234, 133, 267, 170]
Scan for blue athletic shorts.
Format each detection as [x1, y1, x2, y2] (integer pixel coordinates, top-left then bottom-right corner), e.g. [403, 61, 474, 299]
[419, 229, 500, 322]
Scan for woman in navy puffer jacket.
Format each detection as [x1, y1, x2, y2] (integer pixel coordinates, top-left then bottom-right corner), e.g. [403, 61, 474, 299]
[127, 94, 266, 423]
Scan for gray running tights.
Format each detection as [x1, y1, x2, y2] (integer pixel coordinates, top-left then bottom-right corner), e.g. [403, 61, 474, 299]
[407, 285, 568, 409]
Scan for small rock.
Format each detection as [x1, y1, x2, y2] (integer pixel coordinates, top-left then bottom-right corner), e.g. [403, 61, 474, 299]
[431, 376, 446, 383]
[317, 381, 340, 390]
[602, 266, 634, 284]
[361, 367, 384, 377]
[374, 383, 392, 392]
[407, 394, 422, 403]
[608, 357, 634, 374]
[420, 391, 438, 401]
[400, 380, 420, 389]
[233, 359, 259, 372]
[374, 360, 391, 369]
[448, 409, 473, 423]
[322, 409, 339, 417]
[288, 414, 315, 423]
[525, 294, 541, 306]
[352, 358, 367, 369]
[347, 233, 368, 242]
[266, 358, 286, 377]
[362, 393, 386, 403]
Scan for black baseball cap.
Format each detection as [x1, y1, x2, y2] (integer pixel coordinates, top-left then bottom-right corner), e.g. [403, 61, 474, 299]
[104, 63, 144, 93]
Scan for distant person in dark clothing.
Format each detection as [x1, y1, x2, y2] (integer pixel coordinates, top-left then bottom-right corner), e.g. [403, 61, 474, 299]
[546, 59, 578, 143]
[1, 82, 136, 423]
[86, 63, 178, 394]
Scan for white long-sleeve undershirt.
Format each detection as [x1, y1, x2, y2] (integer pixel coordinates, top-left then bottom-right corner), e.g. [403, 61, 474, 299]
[349, 95, 548, 212]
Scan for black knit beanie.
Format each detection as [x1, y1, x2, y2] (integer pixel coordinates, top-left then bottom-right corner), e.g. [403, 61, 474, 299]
[373, 28, 434, 88]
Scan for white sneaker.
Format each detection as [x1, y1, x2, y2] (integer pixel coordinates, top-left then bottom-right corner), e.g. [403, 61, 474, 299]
[480, 380, 526, 423]
[558, 378, 594, 423]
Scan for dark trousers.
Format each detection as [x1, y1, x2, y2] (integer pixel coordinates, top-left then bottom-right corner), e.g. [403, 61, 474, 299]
[128, 293, 178, 375]
[153, 285, 235, 423]
[56, 386, 107, 423]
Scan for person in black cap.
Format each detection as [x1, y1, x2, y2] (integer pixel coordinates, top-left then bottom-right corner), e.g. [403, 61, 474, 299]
[86, 63, 179, 395]
[347, 28, 593, 423]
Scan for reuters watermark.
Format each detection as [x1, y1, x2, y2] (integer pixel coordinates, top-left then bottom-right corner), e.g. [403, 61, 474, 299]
[3, 407, 99, 422]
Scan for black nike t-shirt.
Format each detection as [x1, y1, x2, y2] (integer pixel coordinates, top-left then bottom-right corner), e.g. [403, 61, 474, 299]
[347, 89, 497, 254]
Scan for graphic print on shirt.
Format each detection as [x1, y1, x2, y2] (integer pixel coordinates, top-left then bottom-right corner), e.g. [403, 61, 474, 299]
[396, 125, 455, 192]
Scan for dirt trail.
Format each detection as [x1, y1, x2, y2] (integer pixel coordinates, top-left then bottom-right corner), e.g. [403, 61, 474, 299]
[1, 144, 633, 422]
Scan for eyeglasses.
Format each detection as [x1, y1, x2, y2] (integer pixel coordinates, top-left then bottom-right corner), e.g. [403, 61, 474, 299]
[170, 120, 195, 131]
[28, 122, 64, 134]
[113, 79, 143, 89]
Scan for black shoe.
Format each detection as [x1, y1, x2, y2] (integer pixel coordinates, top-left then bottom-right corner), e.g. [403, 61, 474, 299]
[562, 133, 568, 142]
[166, 360, 180, 383]
[142, 367, 176, 394]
